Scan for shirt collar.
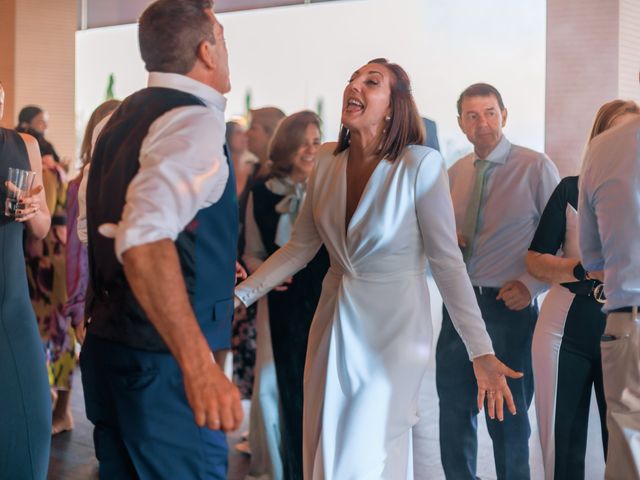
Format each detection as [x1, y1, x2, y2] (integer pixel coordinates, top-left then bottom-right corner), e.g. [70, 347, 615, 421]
[473, 135, 511, 165]
[147, 72, 227, 113]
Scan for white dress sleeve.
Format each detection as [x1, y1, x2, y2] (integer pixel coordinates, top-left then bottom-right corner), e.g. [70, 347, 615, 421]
[415, 149, 494, 360]
[242, 192, 268, 274]
[235, 159, 324, 307]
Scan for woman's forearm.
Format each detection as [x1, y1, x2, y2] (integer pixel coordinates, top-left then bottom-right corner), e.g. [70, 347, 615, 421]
[525, 251, 580, 284]
[26, 209, 51, 239]
[19, 133, 51, 239]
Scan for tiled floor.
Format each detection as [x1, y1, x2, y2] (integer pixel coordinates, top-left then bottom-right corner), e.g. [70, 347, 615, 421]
[49, 281, 606, 479]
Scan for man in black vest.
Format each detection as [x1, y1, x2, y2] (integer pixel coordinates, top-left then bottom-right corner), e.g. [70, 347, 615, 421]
[81, 1, 242, 478]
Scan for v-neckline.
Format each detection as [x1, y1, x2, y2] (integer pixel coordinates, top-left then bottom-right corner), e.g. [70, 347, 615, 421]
[343, 152, 385, 240]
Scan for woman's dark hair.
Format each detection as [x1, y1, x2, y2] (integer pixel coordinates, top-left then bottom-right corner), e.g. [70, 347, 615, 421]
[138, 0, 215, 74]
[15, 105, 60, 162]
[17, 105, 43, 128]
[80, 99, 122, 167]
[269, 111, 321, 178]
[334, 58, 425, 163]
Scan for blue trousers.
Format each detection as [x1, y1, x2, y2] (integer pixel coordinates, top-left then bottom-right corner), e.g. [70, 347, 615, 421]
[80, 334, 228, 480]
[436, 289, 537, 480]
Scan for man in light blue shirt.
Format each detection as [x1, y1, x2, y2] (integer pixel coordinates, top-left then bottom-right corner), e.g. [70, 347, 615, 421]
[436, 83, 559, 480]
[579, 115, 640, 479]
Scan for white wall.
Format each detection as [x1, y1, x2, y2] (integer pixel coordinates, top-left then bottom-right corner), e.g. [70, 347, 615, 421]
[76, 0, 545, 163]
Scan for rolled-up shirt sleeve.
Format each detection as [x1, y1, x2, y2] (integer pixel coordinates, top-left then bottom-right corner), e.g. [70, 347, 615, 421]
[113, 105, 228, 261]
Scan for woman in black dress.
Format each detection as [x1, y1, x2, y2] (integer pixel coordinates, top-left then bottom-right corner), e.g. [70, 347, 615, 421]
[243, 111, 329, 480]
[0, 84, 52, 479]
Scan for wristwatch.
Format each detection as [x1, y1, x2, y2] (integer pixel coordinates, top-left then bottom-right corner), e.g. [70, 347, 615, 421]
[573, 262, 588, 281]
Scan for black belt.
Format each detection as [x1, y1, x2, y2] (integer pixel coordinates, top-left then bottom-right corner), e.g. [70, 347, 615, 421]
[562, 280, 600, 297]
[473, 286, 500, 296]
[610, 306, 640, 313]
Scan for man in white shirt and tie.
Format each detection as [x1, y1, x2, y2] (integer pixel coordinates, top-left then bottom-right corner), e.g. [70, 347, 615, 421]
[436, 83, 559, 479]
[579, 109, 640, 479]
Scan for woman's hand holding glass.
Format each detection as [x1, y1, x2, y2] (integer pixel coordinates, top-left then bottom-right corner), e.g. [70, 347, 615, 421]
[5, 180, 43, 222]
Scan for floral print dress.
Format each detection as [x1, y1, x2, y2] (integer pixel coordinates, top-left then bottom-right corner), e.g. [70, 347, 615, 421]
[24, 164, 71, 389]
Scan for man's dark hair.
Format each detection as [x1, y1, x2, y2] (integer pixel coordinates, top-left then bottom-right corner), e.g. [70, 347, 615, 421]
[18, 105, 43, 126]
[456, 83, 505, 116]
[138, 0, 215, 74]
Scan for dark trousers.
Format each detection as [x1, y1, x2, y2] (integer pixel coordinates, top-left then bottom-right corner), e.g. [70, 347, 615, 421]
[552, 295, 607, 479]
[268, 292, 315, 480]
[80, 333, 228, 480]
[436, 289, 537, 480]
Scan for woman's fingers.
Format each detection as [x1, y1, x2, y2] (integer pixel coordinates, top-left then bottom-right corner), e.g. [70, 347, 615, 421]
[500, 363, 524, 379]
[14, 201, 40, 222]
[26, 184, 44, 197]
[495, 392, 505, 422]
[487, 390, 496, 419]
[7, 181, 43, 222]
[477, 388, 486, 412]
[502, 383, 517, 415]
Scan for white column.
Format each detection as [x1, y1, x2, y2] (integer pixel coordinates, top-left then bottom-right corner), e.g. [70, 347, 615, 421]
[545, 0, 640, 176]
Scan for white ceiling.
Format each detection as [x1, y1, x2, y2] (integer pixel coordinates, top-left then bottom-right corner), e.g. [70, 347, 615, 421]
[77, 0, 340, 29]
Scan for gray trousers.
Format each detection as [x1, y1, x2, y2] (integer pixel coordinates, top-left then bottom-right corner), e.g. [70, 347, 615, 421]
[602, 308, 640, 479]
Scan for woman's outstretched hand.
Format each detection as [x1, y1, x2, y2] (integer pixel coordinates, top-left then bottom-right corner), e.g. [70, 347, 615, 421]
[472, 354, 523, 421]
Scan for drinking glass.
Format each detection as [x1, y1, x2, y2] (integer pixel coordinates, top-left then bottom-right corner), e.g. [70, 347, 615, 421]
[4, 167, 36, 218]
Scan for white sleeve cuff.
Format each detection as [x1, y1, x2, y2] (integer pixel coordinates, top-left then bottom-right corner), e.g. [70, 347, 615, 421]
[114, 223, 176, 263]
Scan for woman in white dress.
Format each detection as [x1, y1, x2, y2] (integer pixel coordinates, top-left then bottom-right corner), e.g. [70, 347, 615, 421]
[235, 58, 521, 480]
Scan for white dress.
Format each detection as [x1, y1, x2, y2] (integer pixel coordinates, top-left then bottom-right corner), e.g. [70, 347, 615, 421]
[236, 143, 494, 480]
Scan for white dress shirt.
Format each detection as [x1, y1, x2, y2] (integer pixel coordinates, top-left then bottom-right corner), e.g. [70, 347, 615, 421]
[448, 135, 560, 297]
[79, 72, 228, 261]
[579, 117, 640, 312]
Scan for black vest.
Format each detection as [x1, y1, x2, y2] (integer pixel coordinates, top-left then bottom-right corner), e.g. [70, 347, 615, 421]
[86, 87, 239, 351]
[251, 180, 329, 304]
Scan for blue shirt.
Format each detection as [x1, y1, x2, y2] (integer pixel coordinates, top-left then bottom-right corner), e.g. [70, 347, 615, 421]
[579, 117, 640, 312]
[449, 135, 560, 297]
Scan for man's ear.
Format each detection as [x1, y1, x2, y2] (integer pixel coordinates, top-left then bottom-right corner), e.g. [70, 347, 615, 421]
[457, 115, 465, 133]
[501, 108, 508, 128]
[196, 40, 216, 70]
